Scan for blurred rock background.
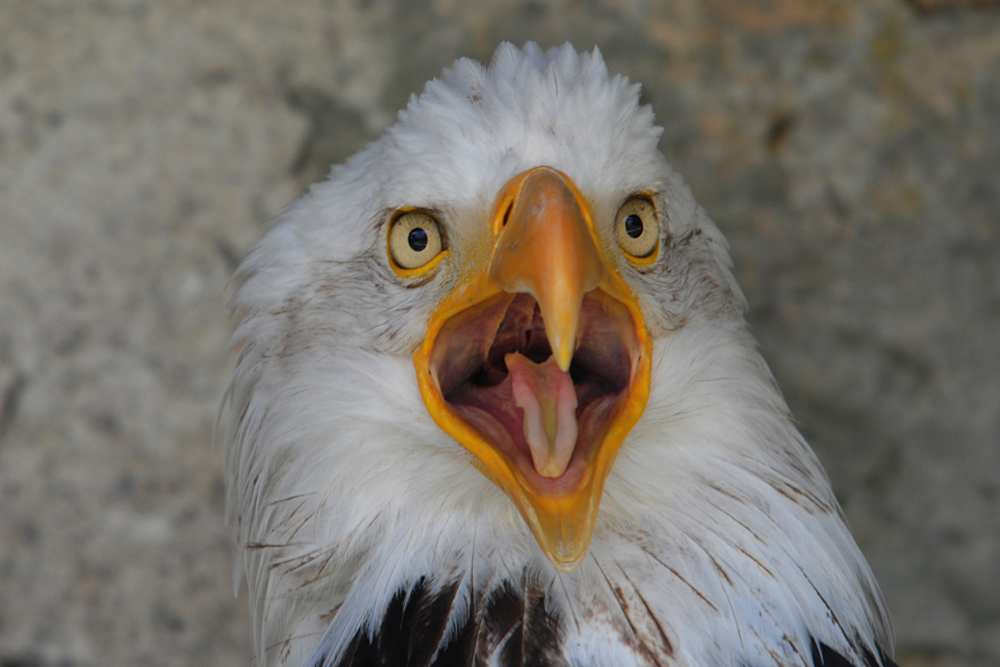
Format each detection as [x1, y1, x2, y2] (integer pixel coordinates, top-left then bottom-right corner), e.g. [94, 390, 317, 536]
[0, 0, 998, 665]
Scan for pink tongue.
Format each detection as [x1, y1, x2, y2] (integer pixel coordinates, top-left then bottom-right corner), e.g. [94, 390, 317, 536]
[505, 352, 579, 478]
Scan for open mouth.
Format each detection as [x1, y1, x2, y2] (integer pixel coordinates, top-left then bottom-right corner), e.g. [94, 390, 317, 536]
[411, 165, 653, 569]
[430, 290, 641, 497]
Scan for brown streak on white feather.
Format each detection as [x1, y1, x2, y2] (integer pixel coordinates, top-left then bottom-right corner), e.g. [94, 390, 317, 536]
[767, 478, 835, 515]
[638, 544, 719, 613]
[733, 544, 778, 581]
[593, 557, 673, 666]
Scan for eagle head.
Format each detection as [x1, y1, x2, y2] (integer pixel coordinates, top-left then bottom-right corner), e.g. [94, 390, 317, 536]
[222, 43, 893, 667]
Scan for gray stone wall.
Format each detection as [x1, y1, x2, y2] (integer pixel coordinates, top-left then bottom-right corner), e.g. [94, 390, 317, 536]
[0, 1, 997, 666]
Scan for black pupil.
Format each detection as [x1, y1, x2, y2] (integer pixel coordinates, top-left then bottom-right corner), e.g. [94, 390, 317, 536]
[624, 214, 643, 238]
[408, 227, 429, 252]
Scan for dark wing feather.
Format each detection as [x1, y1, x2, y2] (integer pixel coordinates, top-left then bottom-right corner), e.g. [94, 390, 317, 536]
[520, 581, 564, 666]
[332, 574, 564, 667]
[333, 578, 460, 667]
[810, 639, 899, 667]
[426, 606, 475, 667]
[478, 581, 523, 666]
[407, 580, 461, 667]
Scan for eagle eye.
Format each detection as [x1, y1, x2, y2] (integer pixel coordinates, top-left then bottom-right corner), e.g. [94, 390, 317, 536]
[614, 197, 659, 261]
[389, 211, 445, 272]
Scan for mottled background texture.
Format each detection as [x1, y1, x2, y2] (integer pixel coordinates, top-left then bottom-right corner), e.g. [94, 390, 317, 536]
[1, 1, 998, 666]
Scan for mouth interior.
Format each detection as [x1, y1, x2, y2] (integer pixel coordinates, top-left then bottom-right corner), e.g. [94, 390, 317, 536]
[431, 291, 637, 495]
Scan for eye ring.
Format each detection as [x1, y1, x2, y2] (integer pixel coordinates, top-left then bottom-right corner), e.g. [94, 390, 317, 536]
[614, 197, 659, 261]
[388, 210, 446, 273]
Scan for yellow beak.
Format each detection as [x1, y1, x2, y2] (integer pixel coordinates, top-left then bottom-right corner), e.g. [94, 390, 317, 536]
[414, 167, 652, 571]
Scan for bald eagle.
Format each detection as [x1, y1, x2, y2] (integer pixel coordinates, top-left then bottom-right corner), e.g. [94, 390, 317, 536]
[221, 43, 897, 667]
